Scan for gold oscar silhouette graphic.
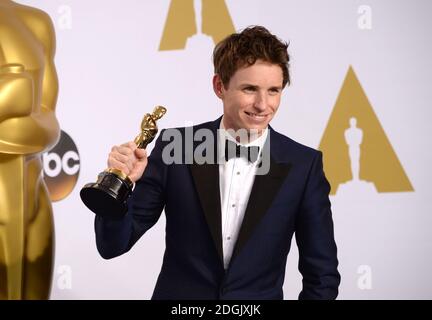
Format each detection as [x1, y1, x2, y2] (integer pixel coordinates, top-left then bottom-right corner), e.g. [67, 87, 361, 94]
[159, 0, 235, 51]
[319, 66, 414, 195]
[80, 106, 167, 219]
[0, 1, 60, 300]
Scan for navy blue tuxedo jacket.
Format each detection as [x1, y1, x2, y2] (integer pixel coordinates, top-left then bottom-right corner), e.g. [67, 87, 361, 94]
[94, 117, 340, 299]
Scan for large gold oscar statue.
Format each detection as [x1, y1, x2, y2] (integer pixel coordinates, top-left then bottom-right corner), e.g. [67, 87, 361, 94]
[0, 0, 60, 299]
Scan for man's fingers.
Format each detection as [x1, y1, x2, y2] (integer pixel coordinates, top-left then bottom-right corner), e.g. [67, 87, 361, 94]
[108, 158, 131, 175]
[109, 150, 129, 163]
[108, 150, 136, 171]
[112, 154, 134, 172]
[114, 145, 135, 157]
[121, 141, 137, 151]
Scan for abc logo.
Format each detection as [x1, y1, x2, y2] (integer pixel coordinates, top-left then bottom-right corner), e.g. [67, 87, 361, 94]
[43, 130, 80, 202]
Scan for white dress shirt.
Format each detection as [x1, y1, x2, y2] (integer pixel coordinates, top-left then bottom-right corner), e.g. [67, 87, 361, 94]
[218, 121, 268, 270]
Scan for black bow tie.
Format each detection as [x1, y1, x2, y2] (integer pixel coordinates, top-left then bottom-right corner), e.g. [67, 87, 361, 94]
[224, 140, 260, 163]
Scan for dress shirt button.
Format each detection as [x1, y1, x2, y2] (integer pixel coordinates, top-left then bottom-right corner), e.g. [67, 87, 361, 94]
[232, 204, 235, 208]
[236, 171, 240, 175]
[227, 236, 231, 240]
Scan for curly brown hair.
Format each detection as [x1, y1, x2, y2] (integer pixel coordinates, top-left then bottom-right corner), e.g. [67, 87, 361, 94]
[213, 25, 290, 89]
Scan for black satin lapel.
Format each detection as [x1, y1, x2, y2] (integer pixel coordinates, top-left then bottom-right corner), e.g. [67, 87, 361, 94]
[187, 117, 223, 264]
[230, 157, 292, 264]
[189, 163, 223, 264]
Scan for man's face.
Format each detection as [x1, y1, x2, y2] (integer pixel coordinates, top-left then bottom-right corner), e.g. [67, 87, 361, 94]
[213, 60, 284, 135]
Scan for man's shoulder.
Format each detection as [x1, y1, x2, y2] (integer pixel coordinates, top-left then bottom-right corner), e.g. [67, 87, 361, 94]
[270, 128, 321, 161]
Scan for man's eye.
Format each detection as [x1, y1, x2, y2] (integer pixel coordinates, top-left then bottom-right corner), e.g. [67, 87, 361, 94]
[243, 87, 256, 92]
[269, 88, 281, 94]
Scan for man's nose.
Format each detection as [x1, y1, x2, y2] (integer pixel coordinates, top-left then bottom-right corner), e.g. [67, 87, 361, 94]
[253, 92, 268, 111]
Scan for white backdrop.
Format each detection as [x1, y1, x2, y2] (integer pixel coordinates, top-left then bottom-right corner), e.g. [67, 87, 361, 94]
[16, 0, 432, 299]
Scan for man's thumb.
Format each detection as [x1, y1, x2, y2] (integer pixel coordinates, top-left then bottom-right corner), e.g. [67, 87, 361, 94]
[135, 148, 146, 159]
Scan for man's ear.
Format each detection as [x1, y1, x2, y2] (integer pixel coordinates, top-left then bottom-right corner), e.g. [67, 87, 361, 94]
[212, 74, 225, 99]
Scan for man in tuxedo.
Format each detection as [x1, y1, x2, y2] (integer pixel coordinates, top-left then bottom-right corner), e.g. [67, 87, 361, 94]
[95, 26, 340, 299]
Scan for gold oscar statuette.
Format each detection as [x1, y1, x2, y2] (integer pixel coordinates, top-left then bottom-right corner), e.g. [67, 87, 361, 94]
[80, 106, 167, 218]
[0, 1, 60, 300]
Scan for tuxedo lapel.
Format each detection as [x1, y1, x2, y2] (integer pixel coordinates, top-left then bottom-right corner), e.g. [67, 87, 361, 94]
[230, 129, 292, 265]
[189, 118, 224, 264]
[190, 163, 223, 263]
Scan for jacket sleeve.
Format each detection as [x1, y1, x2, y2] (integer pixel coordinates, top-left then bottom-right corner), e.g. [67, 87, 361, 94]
[295, 151, 341, 299]
[94, 131, 167, 259]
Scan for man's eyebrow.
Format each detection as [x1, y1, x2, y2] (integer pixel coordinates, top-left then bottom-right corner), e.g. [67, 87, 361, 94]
[269, 85, 283, 90]
[239, 84, 283, 90]
[240, 83, 258, 88]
